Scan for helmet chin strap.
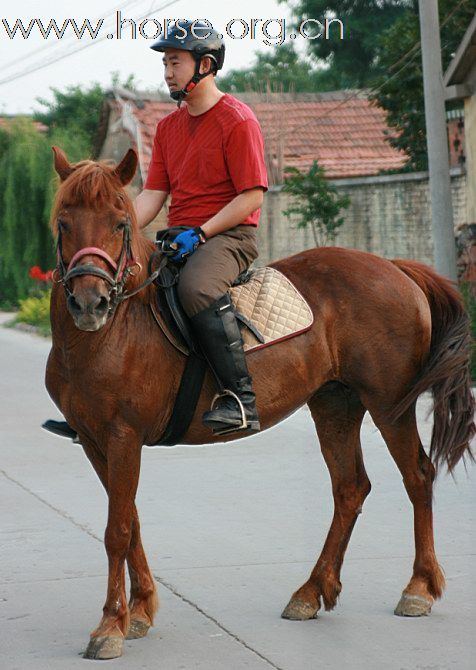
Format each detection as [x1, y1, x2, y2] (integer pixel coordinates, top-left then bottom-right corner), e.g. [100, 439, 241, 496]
[170, 58, 214, 107]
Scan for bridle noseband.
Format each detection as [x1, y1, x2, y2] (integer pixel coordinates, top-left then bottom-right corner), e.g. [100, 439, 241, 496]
[55, 217, 144, 314]
[55, 217, 179, 319]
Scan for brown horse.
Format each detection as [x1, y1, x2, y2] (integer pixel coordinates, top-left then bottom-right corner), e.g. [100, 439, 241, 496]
[45, 147, 474, 660]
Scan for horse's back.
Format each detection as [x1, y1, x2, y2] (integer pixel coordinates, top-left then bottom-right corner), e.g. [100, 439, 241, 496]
[272, 247, 429, 319]
[271, 247, 432, 396]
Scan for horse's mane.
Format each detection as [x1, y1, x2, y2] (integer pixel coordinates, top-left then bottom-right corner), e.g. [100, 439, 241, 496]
[50, 160, 137, 235]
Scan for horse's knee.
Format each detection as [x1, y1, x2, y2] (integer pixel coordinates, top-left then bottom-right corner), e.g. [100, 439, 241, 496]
[334, 476, 371, 515]
[105, 521, 132, 559]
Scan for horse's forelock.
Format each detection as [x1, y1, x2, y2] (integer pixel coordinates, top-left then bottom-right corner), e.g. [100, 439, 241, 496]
[50, 160, 136, 235]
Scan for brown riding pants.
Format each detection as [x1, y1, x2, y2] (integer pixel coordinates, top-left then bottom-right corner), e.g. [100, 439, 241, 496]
[177, 224, 259, 317]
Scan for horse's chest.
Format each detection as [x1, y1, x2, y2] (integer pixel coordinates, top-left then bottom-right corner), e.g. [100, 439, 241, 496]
[49, 344, 138, 410]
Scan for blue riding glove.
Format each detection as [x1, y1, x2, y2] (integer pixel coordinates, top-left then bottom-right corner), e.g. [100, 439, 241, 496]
[171, 227, 206, 263]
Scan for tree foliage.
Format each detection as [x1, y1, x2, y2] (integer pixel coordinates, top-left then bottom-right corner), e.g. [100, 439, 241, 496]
[0, 80, 112, 305]
[282, 161, 350, 246]
[34, 82, 104, 152]
[219, 44, 320, 93]
[0, 75, 139, 305]
[0, 119, 55, 305]
[370, 0, 476, 171]
[33, 74, 136, 153]
[282, 0, 412, 89]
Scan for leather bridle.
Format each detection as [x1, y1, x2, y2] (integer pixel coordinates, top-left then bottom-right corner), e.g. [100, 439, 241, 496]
[54, 217, 158, 315]
[54, 218, 185, 320]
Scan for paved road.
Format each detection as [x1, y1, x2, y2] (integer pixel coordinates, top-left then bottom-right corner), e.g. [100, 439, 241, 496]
[0, 316, 474, 670]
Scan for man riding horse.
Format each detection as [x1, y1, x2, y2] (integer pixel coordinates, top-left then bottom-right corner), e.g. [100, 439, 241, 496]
[45, 20, 268, 438]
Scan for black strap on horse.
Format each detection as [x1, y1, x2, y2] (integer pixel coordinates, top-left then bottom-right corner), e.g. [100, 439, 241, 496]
[151, 228, 207, 446]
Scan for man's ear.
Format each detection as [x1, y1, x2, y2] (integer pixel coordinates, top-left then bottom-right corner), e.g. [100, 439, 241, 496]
[199, 56, 215, 75]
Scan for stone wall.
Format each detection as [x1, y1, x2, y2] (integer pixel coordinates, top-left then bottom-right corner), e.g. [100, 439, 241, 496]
[257, 168, 467, 266]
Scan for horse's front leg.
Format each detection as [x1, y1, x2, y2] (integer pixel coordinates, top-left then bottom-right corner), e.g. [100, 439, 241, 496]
[126, 507, 159, 639]
[83, 429, 142, 660]
[80, 436, 158, 645]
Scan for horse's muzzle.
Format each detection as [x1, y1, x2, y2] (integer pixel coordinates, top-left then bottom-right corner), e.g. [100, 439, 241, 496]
[67, 287, 110, 331]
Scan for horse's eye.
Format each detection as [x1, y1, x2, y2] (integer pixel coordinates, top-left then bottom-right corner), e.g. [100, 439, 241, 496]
[114, 222, 126, 233]
[58, 219, 69, 233]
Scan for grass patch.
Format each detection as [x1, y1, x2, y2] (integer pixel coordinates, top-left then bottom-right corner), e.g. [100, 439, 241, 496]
[14, 290, 51, 336]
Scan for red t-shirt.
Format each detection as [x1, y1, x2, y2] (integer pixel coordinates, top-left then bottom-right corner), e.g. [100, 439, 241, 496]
[144, 93, 268, 228]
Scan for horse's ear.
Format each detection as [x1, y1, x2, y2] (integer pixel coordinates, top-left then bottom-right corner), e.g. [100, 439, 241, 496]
[113, 148, 138, 186]
[52, 146, 74, 181]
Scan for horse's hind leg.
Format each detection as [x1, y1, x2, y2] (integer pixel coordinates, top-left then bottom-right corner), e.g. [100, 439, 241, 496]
[282, 384, 370, 620]
[368, 403, 445, 616]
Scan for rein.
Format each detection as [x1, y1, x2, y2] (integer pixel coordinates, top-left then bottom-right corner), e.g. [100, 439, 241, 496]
[54, 217, 168, 314]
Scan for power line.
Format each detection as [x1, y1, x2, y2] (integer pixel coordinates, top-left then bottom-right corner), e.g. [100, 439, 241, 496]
[0, 0, 145, 72]
[0, 0, 180, 87]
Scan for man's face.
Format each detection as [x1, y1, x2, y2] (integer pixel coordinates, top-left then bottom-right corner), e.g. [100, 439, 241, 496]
[162, 49, 196, 93]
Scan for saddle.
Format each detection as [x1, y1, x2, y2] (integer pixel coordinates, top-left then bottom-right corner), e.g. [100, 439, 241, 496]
[151, 266, 314, 356]
[150, 261, 313, 446]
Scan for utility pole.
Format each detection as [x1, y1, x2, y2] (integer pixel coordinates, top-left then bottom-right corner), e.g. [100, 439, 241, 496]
[418, 0, 457, 280]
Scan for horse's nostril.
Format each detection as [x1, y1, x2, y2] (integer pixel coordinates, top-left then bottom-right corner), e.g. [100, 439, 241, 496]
[95, 296, 110, 315]
[67, 293, 109, 317]
[67, 295, 82, 314]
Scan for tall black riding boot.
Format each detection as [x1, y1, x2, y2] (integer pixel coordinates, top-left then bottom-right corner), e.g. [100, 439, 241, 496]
[190, 294, 260, 435]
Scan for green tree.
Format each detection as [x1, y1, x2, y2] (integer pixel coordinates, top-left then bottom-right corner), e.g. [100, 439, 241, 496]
[0, 75, 138, 306]
[34, 82, 104, 153]
[33, 74, 136, 153]
[282, 0, 412, 89]
[0, 118, 55, 305]
[282, 161, 350, 246]
[219, 44, 320, 93]
[370, 0, 476, 171]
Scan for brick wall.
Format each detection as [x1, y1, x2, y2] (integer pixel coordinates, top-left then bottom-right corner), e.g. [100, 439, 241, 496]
[257, 168, 467, 266]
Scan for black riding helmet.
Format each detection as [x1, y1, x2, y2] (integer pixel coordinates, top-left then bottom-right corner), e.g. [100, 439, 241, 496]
[151, 20, 225, 104]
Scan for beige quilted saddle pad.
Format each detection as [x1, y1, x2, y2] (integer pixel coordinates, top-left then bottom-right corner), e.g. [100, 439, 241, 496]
[150, 266, 314, 355]
[230, 267, 313, 352]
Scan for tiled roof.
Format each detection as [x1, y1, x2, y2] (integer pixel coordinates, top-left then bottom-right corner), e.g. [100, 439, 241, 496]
[106, 90, 408, 182]
[250, 94, 407, 179]
[132, 101, 177, 166]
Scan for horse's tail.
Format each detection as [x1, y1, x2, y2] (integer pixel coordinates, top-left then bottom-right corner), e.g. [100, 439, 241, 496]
[390, 259, 475, 473]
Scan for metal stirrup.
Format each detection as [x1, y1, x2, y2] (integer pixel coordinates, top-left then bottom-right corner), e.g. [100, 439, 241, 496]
[209, 389, 248, 432]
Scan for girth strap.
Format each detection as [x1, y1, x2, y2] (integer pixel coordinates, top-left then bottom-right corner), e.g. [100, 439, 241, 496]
[155, 353, 207, 446]
[153, 261, 207, 446]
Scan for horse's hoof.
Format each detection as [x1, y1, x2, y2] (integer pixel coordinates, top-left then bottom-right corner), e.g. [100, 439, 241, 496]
[83, 635, 124, 659]
[281, 598, 319, 620]
[394, 593, 433, 617]
[126, 619, 150, 639]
